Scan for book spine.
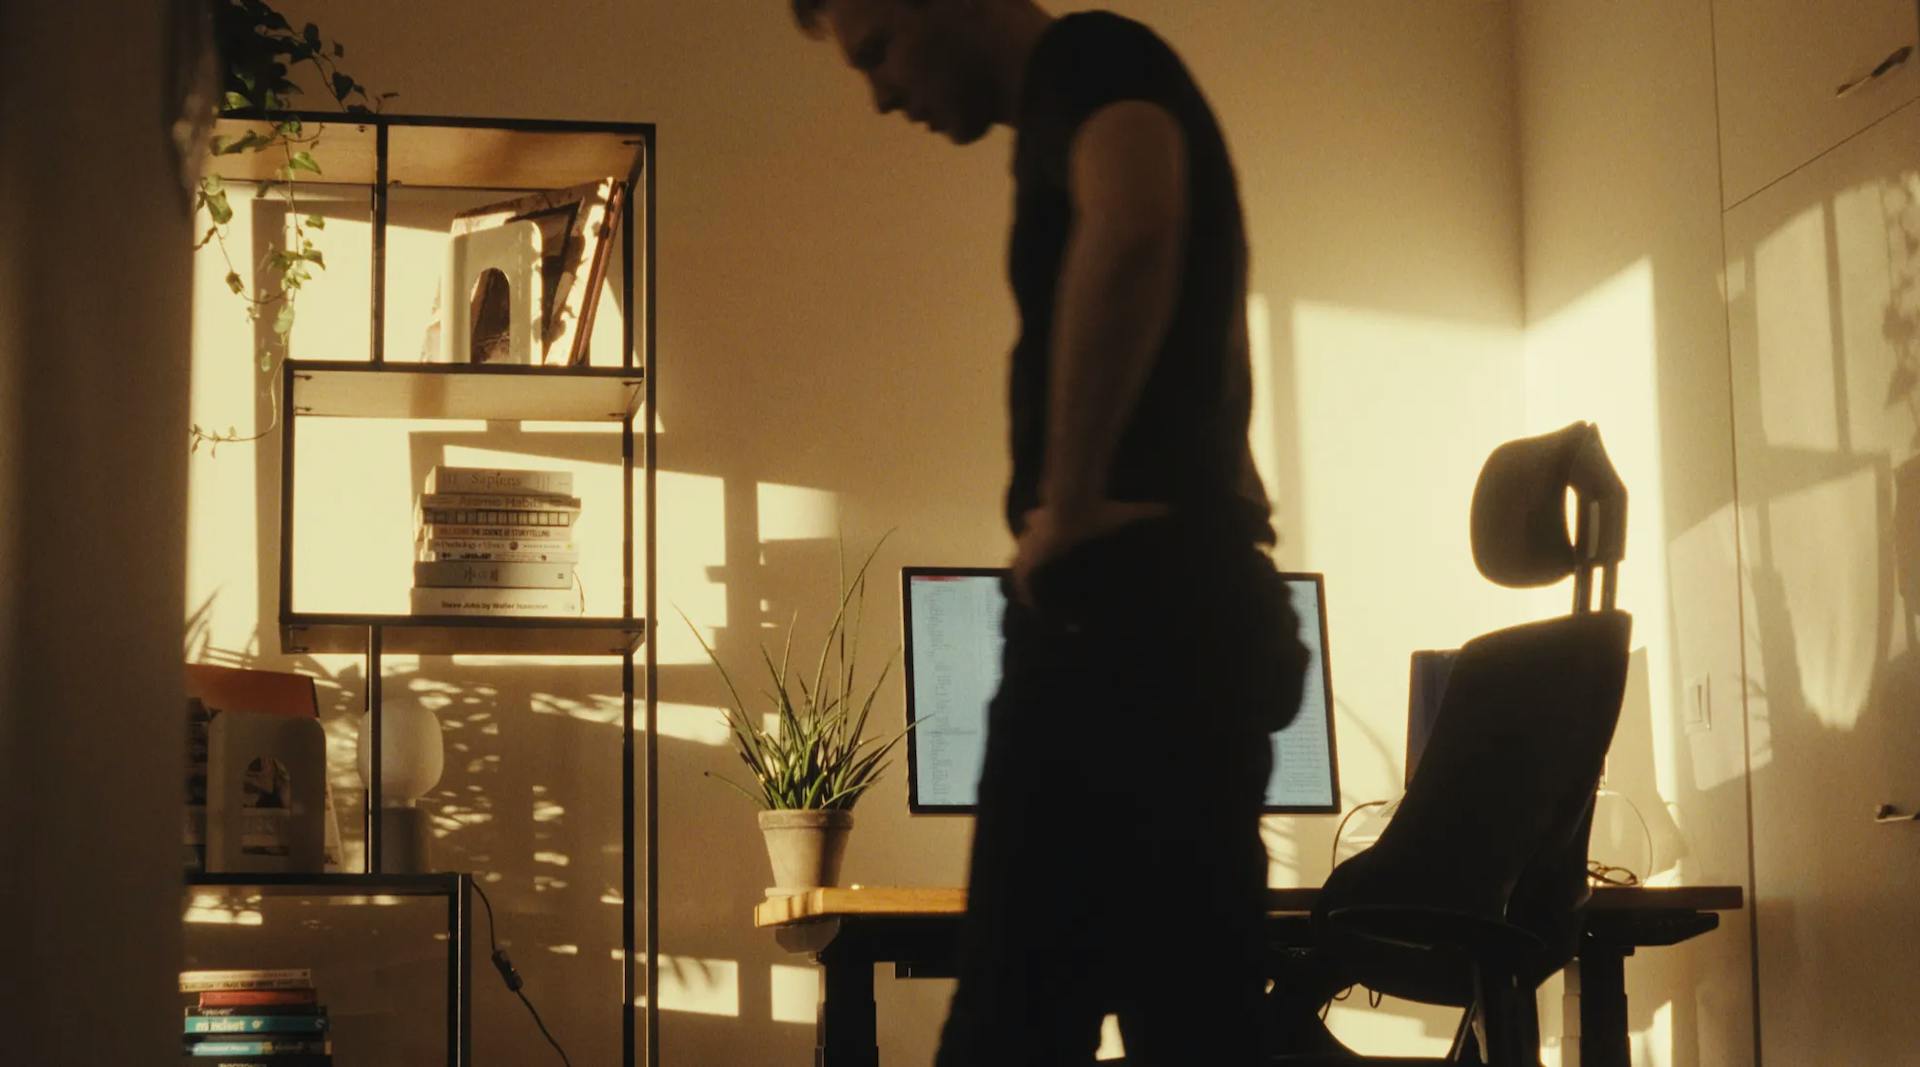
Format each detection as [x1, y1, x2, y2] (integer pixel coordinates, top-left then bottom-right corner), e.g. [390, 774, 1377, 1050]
[179, 969, 312, 993]
[418, 491, 583, 511]
[186, 1038, 331, 1056]
[427, 466, 572, 496]
[419, 506, 576, 527]
[185, 1014, 329, 1034]
[191, 1003, 326, 1017]
[422, 523, 572, 542]
[410, 586, 581, 617]
[196, 989, 319, 1008]
[413, 560, 575, 589]
[196, 1059, 333, 1067]
[418, 540, 580, 564]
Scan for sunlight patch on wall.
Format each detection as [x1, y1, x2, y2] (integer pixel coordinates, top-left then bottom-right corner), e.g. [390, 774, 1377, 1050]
[757, 481, 841, 543]
[646, 955, 742, 1018]
[769, 963, 819, 1024]
[659, 702, 733, 747]
[1523, 258, 1677, 799]
[1630, 998, 1674, 1067]
[183, 893, 264, 927]
[658, 470, 730, 658]
[1289, 300, 1526, 806]
[1754, 204, 1839, 452]
[1744, 468, 1880, 731]
[528, 691, 623, 728]
[1247, 294, 1281, 506]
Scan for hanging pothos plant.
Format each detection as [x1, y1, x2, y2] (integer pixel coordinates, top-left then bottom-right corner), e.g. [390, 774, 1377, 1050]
[191, 0, 393, 453]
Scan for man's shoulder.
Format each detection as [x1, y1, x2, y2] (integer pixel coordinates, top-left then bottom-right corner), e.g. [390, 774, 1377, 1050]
[1047, 10, 1173, 66]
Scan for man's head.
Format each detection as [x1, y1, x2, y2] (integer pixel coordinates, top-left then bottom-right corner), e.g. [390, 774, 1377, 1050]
[791, 0, 1030, 146]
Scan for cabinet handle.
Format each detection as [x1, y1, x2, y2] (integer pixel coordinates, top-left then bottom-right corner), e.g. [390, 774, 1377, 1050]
[1836, 44, 1914, 99]
[1873, 803, 1919, 823]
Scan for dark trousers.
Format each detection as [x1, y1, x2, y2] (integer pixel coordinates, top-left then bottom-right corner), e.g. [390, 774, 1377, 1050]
[935, 518, 1306, 1067]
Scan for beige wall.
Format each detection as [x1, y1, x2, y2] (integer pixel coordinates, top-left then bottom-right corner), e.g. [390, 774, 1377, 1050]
[1, 1, 193, 1062]
[1514, 1, 1756, 1064]
[1722, 88, 1920, 1067]
[189, 2, 1527, 1062]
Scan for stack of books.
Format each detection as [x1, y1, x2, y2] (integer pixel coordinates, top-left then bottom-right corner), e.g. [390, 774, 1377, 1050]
[184, 696, 211, 872]
[180, 968, 330, 1065]
[411, 465, 583, 617]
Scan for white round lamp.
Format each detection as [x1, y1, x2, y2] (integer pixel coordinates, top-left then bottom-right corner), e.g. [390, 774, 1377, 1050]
[356, 702, 444, 873]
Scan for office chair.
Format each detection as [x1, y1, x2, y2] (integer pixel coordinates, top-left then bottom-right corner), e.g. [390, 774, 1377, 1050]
[1273, 421, 1632, 1067]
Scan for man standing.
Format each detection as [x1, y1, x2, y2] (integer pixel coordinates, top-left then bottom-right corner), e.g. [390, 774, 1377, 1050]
[790, 2, 1307, 1063]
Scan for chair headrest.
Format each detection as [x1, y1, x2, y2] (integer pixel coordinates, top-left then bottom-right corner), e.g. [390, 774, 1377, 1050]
[1470, 422, 1626, 588]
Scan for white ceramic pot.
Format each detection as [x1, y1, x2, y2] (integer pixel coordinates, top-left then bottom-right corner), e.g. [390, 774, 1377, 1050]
[757, 808, 854, 899]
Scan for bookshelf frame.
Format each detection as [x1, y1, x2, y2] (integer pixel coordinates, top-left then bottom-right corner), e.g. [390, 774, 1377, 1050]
[185, 873, 473, 1060]
[217, 110, 658, 1067]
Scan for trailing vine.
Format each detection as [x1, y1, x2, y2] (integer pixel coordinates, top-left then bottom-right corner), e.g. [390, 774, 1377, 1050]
[191, 0, 393, 453]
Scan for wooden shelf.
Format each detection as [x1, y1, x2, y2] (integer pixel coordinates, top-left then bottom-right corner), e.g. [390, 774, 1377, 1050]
[186, 872, 468, 898]
[281, 613, 645, 656]
[206, 111, 648, 190]
[289, 360, 643, 421]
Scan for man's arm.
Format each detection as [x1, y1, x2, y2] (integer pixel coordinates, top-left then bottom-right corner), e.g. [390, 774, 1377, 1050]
[1013, 98, 1189, 605]
[1039, 99, 1189, 517]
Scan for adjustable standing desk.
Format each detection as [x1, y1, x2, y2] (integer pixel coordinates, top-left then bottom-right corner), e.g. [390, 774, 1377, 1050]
[755, 883, 1742, 1067]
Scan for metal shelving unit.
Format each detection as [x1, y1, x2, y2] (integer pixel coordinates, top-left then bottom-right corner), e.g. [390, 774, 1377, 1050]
[197, 109, 658, 1067]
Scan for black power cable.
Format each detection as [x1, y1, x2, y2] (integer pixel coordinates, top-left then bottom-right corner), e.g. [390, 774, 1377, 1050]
[470, 878, 572, 1065]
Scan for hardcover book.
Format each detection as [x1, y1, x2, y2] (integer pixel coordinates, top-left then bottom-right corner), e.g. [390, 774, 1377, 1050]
[418, 539, 581, 564]
[185, 1038, 331, 1056]
[180, 969, 313, 993]
[421, 523, 573, 542]
[425, 465, 573, 497]
[418, 491, 583, 512]
[185, 1013, 329, 1035]
[196, 988, 320, 1008]
[410, 586, 583, 617]
[418, 506, 576, 528]
[413, 560, 575, 589]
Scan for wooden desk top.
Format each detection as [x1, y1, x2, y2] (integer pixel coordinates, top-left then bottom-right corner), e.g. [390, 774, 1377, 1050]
[753, 883, 1744, 929]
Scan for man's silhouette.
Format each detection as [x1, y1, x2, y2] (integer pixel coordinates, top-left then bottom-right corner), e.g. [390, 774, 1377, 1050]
[789, 3, 1309, 1062]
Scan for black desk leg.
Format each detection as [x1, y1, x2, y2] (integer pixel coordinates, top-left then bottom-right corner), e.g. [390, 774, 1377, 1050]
[1575, 946, 1631, 1067]
[816, 946, 879, 1067]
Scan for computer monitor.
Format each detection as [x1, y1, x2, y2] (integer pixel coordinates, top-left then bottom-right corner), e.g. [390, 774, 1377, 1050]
[900, 566, 1341, 814]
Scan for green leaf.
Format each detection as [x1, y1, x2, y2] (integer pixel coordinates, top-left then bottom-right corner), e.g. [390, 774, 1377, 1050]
[303, 23, 321, 48]
[305, 215, 325, 230]
[202, 173, 224, 194]
[225, 271, 244, 295]
[222, 91, 251, 112]
[194, 226, 219, 250]
[273, 302, 296, 336]
[288, 151, 321, 175]
[202, 188, 233, 226]
[305, 250, 326, 270]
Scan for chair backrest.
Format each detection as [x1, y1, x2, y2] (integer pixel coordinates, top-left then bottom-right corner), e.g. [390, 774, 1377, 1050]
[1313, 423, 1632, 1005]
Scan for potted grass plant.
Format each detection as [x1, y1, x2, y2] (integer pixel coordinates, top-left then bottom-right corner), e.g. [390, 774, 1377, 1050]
[683, 535, 908, 898]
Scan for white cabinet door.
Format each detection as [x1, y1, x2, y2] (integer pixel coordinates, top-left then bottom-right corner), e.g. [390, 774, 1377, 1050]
[1723, 97, 1920, 1063]
[1714, 0, 1920, 206]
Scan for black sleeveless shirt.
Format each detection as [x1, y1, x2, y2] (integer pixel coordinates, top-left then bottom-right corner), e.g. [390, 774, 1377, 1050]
[1006, 12, 1273, 546]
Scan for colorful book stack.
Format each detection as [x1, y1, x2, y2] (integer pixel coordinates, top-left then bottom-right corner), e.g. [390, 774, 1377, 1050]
[411, 465, 583, 616]
[180, 968, 331, 1065]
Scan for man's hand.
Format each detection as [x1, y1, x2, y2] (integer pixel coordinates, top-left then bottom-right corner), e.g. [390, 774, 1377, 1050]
[1011, 498, 1171, 609]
